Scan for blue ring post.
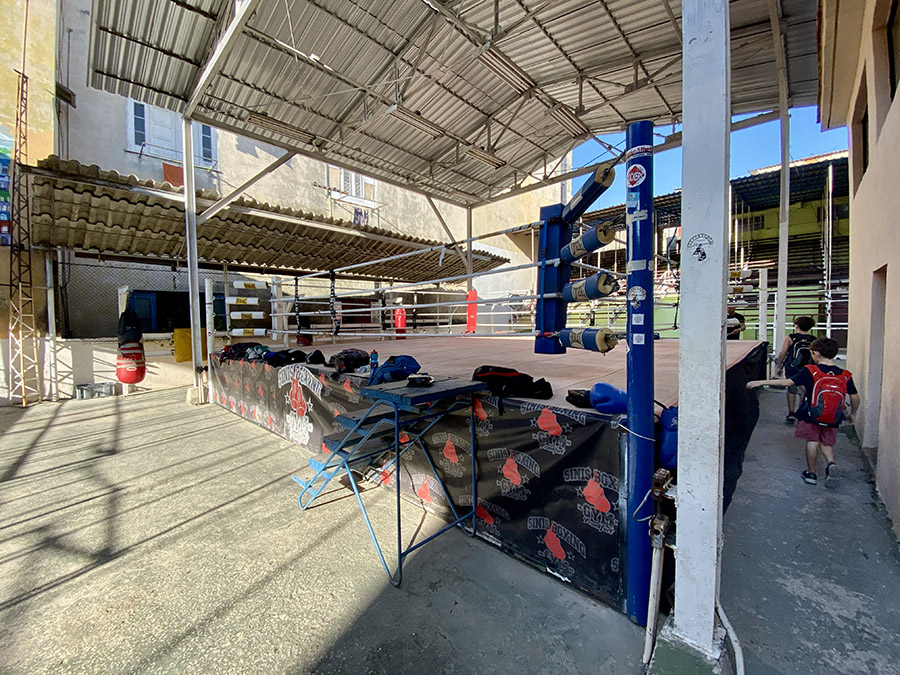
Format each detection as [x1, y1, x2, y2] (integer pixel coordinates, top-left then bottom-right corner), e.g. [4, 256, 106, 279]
[625, 121, 654, 625]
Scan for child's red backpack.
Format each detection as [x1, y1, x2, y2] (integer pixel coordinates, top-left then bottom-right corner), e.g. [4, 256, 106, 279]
[805, 365, 852, 426]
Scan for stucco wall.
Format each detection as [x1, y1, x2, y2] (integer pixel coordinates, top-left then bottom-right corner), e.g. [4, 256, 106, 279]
[847, 101, 900, 537]
[0, 0, 56, 161]
[842, 0, 900, 536]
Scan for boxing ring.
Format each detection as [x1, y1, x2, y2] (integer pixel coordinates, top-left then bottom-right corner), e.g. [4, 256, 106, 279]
[208, 122, 767, 626]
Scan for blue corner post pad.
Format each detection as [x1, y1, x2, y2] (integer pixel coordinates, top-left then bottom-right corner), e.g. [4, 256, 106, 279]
[534, 203, 571, 355]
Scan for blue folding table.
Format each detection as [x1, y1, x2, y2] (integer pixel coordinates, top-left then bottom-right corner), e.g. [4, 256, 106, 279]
[292, 375, 486, 586]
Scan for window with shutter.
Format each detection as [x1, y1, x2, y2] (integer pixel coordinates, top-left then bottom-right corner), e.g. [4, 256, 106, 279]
[326, 165, 378, 208]
[126, 100, 217, 166]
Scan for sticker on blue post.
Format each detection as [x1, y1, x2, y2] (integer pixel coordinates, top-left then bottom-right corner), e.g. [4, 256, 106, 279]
[626, 192, 640, 210]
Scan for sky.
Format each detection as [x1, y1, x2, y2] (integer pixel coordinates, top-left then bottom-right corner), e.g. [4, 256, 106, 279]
[571, 106, 850, 210]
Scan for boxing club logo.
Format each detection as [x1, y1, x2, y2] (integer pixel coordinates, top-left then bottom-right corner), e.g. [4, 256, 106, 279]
[469, 396, 496, 437]
[526, 405, 573, 455]
[458, 495, 509, 539]
[563, 467, 619, 535]
[528, 516, 586, 578]
[487, 447, 541, 501]
[431, 432, 471, 478]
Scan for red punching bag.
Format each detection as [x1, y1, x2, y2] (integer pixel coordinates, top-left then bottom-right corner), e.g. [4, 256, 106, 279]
[117, 342, 146, 384]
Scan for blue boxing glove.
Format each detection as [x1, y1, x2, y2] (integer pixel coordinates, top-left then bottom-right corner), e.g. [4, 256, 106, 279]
[590, 382, 628, 415]
[657, 406, 678, 469]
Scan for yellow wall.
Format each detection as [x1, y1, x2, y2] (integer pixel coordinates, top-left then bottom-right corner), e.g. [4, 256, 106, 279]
[0, 0, 56, 340]
[736, 196, 850, 242]
[0, 0, 57, 162]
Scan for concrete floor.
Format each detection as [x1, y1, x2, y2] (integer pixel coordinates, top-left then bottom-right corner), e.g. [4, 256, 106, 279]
[1, 388, 898, 674]
[0, 389, 643, 674]
[721, 390, 900, 674]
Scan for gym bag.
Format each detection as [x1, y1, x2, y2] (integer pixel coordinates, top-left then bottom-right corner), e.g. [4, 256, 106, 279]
[472, 366, 552, 399]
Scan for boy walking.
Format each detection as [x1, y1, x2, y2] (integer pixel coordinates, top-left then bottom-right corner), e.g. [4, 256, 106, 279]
[775, 315, 816, 424]
[747, 337, 859, 488]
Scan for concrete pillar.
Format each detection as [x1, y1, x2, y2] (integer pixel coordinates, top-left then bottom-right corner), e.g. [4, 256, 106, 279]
[182, 117, 204, 395]
[673, 0, 731, 657]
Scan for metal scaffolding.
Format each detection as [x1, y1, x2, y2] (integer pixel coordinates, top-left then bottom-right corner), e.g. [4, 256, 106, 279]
[8, 70, 41, 406]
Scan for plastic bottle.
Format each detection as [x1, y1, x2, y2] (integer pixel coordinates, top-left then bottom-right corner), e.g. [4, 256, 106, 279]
[370, 349, 379, 369]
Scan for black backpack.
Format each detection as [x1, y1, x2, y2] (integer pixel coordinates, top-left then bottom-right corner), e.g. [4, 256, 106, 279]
[472, 366, 553, 399]
[788, 334, 815, 370]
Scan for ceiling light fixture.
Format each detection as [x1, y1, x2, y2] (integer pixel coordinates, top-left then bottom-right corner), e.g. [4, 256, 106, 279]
[477, 47, 535, 94]
[386, 104, 444, 139]
[466, 146, 506, 169]
[548, 105, 589, 137]
[247, 112, 317, 144]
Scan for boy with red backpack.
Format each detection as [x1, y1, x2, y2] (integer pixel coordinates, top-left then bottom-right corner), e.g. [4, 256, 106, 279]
[747, 337, 859, 488]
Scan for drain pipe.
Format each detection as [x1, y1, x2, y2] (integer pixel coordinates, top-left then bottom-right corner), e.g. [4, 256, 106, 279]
[641, 514, 669, 663]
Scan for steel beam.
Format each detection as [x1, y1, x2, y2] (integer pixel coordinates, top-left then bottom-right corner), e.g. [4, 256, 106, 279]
[674, 0, 731, 657]
[185, 0, 261, 118]
[425, 195, 470, 271]
[198, 150, 296, 225]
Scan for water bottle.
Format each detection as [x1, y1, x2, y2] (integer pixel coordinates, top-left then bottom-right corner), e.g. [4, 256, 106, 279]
[370, 350, 379, 370]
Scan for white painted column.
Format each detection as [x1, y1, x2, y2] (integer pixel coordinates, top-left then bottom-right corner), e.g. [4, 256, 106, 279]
[775, 111, 790, 347]
[205, 277, 215, 405]
[674, 0, 731, 657]
[825, 163, 834, 338]
[758, 267, 769, 346]
[45, 252, 59, 401]
[182, 117, 204, 396]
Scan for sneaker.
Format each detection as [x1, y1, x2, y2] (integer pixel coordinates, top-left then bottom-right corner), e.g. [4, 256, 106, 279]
[801, 470, 817, 485]
[785, 413, 796, 424]
[825, 462, 841, 489]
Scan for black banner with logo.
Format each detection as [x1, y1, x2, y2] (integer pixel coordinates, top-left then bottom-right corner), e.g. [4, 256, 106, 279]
[210, 358, 626, 607]
[209, 342, 766, 612]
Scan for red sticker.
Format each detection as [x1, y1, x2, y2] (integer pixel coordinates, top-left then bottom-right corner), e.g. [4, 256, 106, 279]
[626, 164, 646, 188]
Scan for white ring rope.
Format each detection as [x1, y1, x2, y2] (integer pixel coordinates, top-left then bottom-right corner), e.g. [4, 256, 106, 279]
[271, 293, 552, 317]
[269, 329, 538, 339]
[272, 259, 560, 303]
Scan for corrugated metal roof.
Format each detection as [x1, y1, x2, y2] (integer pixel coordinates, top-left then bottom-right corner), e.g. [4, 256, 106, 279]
[26, 156, 507, 281]
[86, 0, 818, 208]
[582, 153, 849, 225]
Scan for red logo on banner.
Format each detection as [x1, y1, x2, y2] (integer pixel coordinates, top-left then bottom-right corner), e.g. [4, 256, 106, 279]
[544, 525, 566, 561]
[442, 438, 458, 464]
[537, 408, 562, 436]
[417, 480, 432, 502]
[475, 504, 494, 525]
[289, 378, 307, 416]
[584, 475, 611, 512]
[473, 399, 488, 421]
[502, 456, 523, 485]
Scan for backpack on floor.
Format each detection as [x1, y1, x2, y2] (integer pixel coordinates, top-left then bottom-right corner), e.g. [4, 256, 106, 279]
[804, 365, 852, 426]
[788, 334, 815, 370]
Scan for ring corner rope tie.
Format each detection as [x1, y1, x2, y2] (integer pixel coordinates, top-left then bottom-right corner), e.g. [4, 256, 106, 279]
[329, 271, 341, 337]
